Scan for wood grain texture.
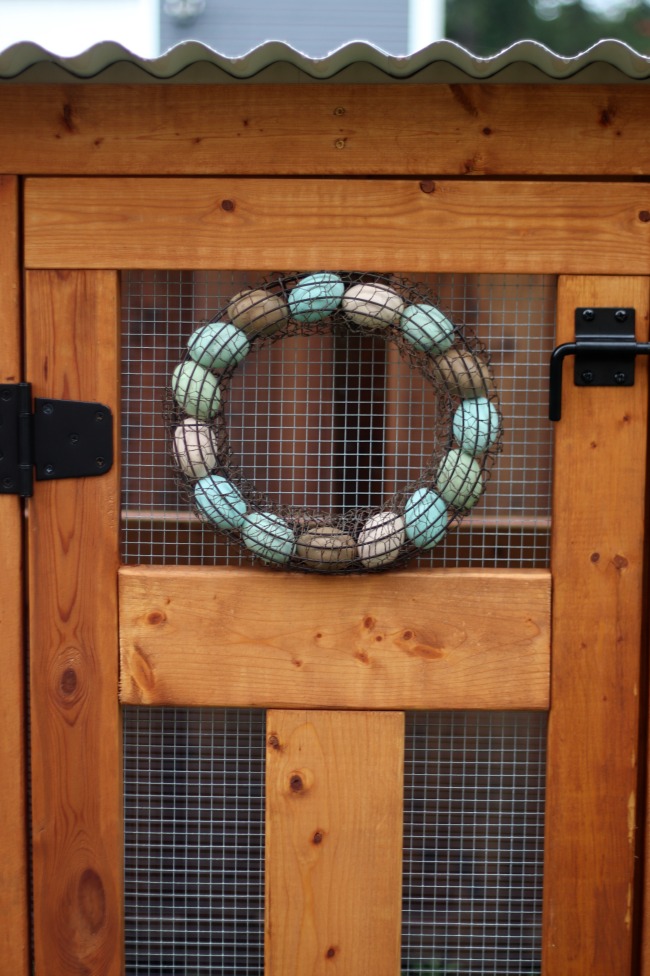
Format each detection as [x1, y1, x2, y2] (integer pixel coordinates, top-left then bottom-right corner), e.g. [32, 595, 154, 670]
[265, 710, 404, 976]
[542, 276, 649, 976]
[24, 177, 650, 274]
[2, 85, 650, 176]
[26, 271, 123, 976]
[119, 566, 550, 709]
[0, 177, 29, 974]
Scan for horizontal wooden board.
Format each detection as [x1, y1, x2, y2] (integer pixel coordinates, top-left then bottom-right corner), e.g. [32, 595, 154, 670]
[4, 84, 650, 176]
[119, 566, 550, 709]
[25, 177, 650, 274]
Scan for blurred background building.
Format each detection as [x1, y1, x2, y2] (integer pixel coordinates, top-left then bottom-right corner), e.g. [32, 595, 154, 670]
[0, 0, 648, 60]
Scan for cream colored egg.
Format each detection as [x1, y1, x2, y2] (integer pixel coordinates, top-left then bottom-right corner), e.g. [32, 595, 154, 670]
[295, 526, 357, 571]
[226, 288, 289, 337]
[173, 418, 219, 479]
[342, 282, 404, 329]
[357, 512, 405, 568]
[434, 348, 495, 398]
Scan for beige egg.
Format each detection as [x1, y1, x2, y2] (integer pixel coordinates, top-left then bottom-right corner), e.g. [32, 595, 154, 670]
[342, 282, 404, 329]
[226, 288, 289, 337]
[173, 417, 218, 479]
[434, 348, 495, 398]
[295, 527, 357, 571]
[357, 512, 406, 568]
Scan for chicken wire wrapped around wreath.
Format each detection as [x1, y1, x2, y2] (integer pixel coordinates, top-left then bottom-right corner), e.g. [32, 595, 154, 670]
[168, 271, 502, 573]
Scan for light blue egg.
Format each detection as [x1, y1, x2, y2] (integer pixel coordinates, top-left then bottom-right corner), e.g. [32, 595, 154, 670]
[241, 512, 295, 565]
[404, 488, 448, 549]
[437, 450, 484, 508]
[288, 272, 344, 323]
[172, 361, 221, 420]
[194, 475, 246, 530]
[188, 320, 250, 371]
[452, 397, 500, 456]
[400, 304, 455, 354]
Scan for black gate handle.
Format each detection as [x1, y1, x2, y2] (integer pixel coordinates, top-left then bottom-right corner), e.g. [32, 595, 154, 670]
[549, 340, 650, 421]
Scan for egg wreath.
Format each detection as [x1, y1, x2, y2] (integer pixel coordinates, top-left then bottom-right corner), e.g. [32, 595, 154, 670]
[169, 272, 502, 573]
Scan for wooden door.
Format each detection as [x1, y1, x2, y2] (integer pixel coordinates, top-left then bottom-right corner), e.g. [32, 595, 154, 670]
[23, 177, 650, 976]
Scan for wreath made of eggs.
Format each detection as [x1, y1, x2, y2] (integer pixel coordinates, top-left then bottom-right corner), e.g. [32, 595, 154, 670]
[169, 272, 502, 573]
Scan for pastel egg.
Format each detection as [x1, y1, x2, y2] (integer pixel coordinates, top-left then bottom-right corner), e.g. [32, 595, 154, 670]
[226, 288, 289, 337]
[173, 418, 219, 479]
[436, 450, 484, 509]
[404, 488, 448, 549]
[241, 512, 295, 565]
[188, 320, 250, 371]
[452, 397, 500, 456]
[295, 526, 357, 571]
[288, 273, 345, 323]
[357, 512, 405, 568]
[194, 475, 246, 530]
[434, 348, 494, 398]
[400, 304, 455, 354]
[172, 361, 221, 420]
[343, 282, 404, 329]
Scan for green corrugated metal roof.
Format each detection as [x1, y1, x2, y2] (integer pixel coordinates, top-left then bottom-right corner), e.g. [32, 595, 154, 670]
[1, 38, 649, 83]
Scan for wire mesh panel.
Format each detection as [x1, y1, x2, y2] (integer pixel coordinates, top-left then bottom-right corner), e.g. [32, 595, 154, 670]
[403, 712, 547, 976]
[123, 708, 266, 976]
[121, 271, 555, 568]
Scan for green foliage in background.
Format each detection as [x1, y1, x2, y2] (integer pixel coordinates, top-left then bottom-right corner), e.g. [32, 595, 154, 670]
[446, 0, 650, 55]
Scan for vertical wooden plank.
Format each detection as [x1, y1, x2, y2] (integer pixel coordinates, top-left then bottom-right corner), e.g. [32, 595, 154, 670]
[26, 271, 122, 976]
[265, 710, 404, 976]
[0, 176, 29, 974]
[543, 276, 649, 976]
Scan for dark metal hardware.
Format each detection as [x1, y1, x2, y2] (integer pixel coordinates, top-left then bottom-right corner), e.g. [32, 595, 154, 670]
[0, 383, 113, 497]
[549, 308, 650, 421]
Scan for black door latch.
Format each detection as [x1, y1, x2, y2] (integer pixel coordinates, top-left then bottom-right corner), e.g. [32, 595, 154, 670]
[549, 307, 650, 421]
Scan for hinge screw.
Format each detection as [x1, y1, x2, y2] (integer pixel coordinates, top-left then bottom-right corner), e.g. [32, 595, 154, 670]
[44, 464, 54, 476]
[582, 309, 595, 322]
[2, 477, 13, 489]
[614, 372, 627, 384]
[581, 370, 594, 383]
[69, 433, 79, 445]
[42, 403, 54, 415]
[95, 457, 105, 468]
[95, 411, 104, 422]
[615, 309, 628, 322]
[1, 390, 12, 402]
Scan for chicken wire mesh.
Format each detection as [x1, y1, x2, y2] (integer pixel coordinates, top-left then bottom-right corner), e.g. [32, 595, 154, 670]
[121, 271, 554, 568]
[123, 708, 546, 976]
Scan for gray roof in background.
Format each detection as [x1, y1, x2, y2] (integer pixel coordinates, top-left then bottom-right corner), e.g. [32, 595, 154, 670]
[160, 0, 409, 60]
[1, 38, 649, 84]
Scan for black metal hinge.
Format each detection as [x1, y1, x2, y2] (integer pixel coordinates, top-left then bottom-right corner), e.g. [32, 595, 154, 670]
[0, 383, 113, 497]
[549, 307, 650, 421]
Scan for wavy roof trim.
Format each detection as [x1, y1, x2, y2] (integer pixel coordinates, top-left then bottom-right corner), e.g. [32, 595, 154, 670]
[1, 38, 649, 84]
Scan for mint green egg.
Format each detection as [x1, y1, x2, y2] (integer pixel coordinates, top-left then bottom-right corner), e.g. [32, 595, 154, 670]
[188, 320, 250, 371]
[452, 397, 500, 456]
[288, 273, 344, 322]
[404, 488, 448, 549]
[172, 361, 221, 420]
[400, 304, 455, 354]
[241, 512, 295, 564]
[437, 450, 484, 508]
[194, 475, 246, 530]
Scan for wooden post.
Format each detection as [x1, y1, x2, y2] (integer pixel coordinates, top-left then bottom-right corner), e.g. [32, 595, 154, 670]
[0, 176, 30, 974]
[543, 275, 649, 975]
[26, 271, 123, 976]
[265, 710, 404, 976]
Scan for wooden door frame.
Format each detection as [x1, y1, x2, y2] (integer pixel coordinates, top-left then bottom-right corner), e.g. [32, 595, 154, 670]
[0, 177, 30, 976]
[22, 177, 650, 976]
